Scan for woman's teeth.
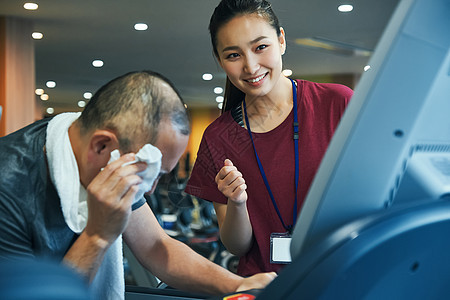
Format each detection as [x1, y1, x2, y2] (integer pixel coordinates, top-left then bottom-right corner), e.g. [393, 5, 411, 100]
[247, 74, 265, 83]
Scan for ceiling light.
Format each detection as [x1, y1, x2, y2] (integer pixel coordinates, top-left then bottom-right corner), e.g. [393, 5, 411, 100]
[23, 3, 38, 10]
[83, 92, 92, 99]
[202, 73, 213, 81]
[214, 87, 223, 94]
[32, 32, 43, 40]
[364, 65, 371, 72]
[338, 4, 354, 12]
[92, 60, 104, 67]
[134, 23, 148, 31]
[40, 94, 49, 101]
[295, 37, 372, 57]
[218, 103, 223, 110]
[216, 96, 224, 103]
[46, 107, 54, 114]
[282, 69, 293, 77]
[35, 88, 44, 96]
[78, 100, 86, 108]
[46, 81, 56, 88]
[184, 104, 188, 109]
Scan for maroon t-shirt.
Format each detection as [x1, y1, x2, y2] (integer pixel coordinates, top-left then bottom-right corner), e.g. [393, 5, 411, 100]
[185, 80, 352, 276]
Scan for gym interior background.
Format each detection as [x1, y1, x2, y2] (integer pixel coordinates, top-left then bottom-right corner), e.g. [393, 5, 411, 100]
[0, 0, 400, 288]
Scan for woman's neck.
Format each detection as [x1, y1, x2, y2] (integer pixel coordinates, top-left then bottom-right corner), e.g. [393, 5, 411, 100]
[243, 76, 294, 133]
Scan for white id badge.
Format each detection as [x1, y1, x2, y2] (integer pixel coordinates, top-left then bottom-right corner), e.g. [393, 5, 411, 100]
[270, 232, 292, 264]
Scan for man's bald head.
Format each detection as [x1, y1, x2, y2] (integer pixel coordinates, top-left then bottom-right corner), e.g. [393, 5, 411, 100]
[77, 71, 190, 152]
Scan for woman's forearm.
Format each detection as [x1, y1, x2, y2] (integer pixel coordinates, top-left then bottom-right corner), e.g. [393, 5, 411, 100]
[219, 201, 253, 257]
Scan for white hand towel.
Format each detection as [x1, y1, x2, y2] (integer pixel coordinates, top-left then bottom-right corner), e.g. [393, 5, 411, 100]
[108, 144, 162, 202]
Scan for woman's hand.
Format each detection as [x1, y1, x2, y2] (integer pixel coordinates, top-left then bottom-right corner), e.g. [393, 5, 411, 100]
[215, 159, 247, 204]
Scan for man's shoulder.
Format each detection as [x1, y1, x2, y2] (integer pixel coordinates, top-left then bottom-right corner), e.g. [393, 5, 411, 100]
[0, 118, 50, 146]
[0, 118, 49, 191]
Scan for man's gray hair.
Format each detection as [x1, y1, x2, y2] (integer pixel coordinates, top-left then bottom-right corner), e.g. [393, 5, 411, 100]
[78, 70, 190, 152]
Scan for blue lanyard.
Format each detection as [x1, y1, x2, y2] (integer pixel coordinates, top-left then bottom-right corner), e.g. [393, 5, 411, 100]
[243, 79, 299, 233]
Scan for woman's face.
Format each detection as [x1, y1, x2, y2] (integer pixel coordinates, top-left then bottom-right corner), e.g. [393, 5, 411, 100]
[216, 14, 286, 99]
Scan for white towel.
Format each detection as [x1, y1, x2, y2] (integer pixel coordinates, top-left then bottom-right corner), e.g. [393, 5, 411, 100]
[46, 112, 162, 299]
[108, 144, 162, 202]
[46, 112, 86, 233]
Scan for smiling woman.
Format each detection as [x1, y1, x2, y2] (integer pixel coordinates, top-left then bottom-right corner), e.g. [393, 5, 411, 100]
[215, 14, 287, 108]
[185, 0, 354, 277]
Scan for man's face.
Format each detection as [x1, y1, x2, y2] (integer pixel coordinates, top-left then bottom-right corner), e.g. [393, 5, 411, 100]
[146, 121, 189, 194]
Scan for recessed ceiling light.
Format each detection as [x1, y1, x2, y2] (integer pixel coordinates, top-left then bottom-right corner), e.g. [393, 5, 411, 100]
[46, 107, 54, 114]
[35, 88, 44, 95]
[92, 60, 104, 67]
[338, 4, 354, 12]
[23, 3, 38, 10]
[46, 81, 56, 88]
[83, 92, 92, 99]
[214, 87, 223, 94]
[202, 73, 213, 81]
[364, 65, 371, 72]
[134, 23, 148, 31]
[216, 96, 224, 103]
[40, 94, 49, 101]
[32, 32, 43, 40]
[218, 103, 223, 110]
[282, 69, 293, 77]
[78, 100, 86, 108]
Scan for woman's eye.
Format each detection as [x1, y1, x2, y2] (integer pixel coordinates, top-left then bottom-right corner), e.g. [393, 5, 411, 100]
[226, 53, 240, 59]
[256, 44, 268, 51]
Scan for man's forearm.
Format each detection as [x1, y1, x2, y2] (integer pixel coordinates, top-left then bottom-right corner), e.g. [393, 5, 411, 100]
[63, 230, 110, 282]
[140, 235, 243, 295]
[124, 203, 275, 295]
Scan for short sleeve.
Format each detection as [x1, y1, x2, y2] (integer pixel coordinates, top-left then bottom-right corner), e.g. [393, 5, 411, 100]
[185, 130, 228, 204]
[132, 197, 146, 211]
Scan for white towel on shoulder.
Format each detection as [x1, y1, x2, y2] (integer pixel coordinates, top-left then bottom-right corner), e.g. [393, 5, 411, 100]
[46, 112, 162, 299]
[46, 112, 86, 233]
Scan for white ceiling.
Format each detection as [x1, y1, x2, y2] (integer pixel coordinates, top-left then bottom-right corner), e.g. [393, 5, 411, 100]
[0, 0, 400, 112]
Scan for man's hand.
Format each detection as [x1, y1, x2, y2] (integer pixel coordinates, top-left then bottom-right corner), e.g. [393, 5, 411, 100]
[236, 272, 277, 292]
[84, 153, 147, 246]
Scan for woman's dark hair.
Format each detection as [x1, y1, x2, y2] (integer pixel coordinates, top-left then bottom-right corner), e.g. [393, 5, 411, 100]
[209, 0, 281, 112]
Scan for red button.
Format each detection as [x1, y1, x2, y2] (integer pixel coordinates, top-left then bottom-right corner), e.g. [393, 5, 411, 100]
[223, 293, 256, 300]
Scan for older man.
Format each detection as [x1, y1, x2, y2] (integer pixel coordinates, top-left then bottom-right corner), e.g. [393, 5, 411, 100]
[0, 71, 275, 299]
